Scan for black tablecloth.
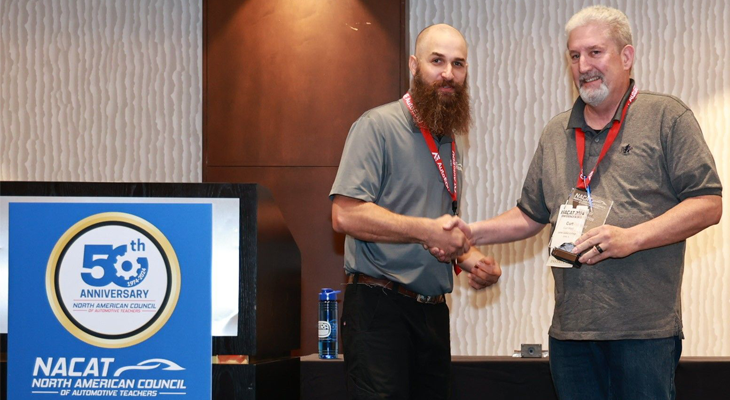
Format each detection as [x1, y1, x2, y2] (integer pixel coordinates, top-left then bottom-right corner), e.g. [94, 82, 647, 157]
[301, 354, 730, 400]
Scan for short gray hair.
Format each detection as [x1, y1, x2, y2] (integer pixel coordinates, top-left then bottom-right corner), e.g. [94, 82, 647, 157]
[565, 5, 633, 50]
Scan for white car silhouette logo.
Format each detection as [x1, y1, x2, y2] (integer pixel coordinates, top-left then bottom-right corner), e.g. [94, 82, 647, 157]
[113, 359, 185, 377]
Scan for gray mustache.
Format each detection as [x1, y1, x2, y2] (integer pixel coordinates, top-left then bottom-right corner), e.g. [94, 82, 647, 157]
[579, 72, 604, 85]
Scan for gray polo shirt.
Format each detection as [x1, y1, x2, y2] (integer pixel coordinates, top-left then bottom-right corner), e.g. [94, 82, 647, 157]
[330, 99, 463, 296]
[518, 81, 722, 340]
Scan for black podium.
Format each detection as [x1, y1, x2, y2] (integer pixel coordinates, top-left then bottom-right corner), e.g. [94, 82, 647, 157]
[0, 181, 301, 400]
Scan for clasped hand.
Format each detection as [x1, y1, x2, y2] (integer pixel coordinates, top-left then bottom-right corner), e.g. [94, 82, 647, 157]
[426, 216, 472, 262]
[423, 215, 472, 262]
[467, 256, 501, 290]
[424, 216, 501, 289]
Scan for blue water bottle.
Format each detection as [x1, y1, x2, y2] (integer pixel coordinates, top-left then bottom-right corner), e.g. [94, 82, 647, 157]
[318, 288, 340, 359]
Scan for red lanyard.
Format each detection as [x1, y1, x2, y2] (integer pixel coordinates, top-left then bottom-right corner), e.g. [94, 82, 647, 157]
[575, 85, 638, 190]
[403, 93, 458, 215]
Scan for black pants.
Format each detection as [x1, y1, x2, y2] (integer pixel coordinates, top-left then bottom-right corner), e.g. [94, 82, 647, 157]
[341, 283, 451, 400]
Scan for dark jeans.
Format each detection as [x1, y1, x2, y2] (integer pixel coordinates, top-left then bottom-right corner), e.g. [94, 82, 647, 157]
[549, 336, 682, 400]
[341, 283, 451, 400]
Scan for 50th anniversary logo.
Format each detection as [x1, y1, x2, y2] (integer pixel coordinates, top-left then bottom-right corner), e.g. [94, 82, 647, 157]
[47, 212, 180, 348]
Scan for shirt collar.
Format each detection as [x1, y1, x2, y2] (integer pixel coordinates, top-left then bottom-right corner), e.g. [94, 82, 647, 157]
[400, 97, 420, 132]
[567, 79, 636, 131]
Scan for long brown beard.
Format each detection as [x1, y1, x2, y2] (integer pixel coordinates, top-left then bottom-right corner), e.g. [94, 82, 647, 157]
[410, 68, 472, 137]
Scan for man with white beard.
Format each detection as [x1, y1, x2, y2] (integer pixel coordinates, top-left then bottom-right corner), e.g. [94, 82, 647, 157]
[435, 5, 722, 400]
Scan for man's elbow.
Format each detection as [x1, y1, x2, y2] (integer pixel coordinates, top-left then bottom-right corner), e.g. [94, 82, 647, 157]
[332, 202, 353, 234]
[332, 195, 364, 234]
[709, 198, 723, 226]
[697, 195, 723, 228]
[332, 208, 348, 234]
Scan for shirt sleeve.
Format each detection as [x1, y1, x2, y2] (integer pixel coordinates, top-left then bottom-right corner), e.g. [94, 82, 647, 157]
[517, 138, 551, 224]
[329, 111, 387, 203]
[664, 109, 723, 201]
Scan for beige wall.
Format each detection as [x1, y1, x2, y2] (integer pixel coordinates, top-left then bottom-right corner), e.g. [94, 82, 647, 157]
[411, 0, 730, 356]
[0, 0, 202, 182]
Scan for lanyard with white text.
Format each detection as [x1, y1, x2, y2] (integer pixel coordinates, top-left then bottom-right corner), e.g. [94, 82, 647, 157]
[402, 93, 458, 215]
[575, 85, 638, 206]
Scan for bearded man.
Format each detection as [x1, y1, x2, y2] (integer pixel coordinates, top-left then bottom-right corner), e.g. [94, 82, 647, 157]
[330, 24, 501, 399]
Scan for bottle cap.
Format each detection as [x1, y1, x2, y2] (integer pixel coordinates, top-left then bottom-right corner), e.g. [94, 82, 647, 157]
[319, 288, 340, 301]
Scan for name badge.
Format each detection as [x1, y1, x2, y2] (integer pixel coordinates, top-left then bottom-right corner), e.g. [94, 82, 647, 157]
[548, 204, 589, 268]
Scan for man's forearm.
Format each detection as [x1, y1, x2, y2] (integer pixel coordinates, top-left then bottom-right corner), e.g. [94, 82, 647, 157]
[470, 206, 546, 245]
[332, 196, 432, 244]
[628, 195, 722, 252]
[455, 247, 482, 272]
[332, 195, 471, 260]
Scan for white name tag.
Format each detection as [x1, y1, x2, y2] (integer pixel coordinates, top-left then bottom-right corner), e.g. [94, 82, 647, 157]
[547, 204, 589, 268]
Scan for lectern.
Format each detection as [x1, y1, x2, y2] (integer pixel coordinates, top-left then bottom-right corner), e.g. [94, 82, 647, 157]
[0, 182, 301, 400]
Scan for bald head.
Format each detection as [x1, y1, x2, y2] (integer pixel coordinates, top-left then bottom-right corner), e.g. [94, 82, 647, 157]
[409, 24, 469, 88]
[414, 24, 468, 60]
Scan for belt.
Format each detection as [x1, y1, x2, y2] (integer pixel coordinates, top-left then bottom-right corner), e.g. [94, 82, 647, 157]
[347, 273, 445, 304]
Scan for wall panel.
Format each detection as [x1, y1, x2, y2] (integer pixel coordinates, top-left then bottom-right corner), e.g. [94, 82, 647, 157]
[0, 0, 202, 182]
[205, 0, 408, 167]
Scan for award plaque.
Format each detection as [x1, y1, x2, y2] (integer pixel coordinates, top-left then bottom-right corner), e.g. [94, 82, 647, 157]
[550, 242, 585, 268]
[546, 189, 614, 269]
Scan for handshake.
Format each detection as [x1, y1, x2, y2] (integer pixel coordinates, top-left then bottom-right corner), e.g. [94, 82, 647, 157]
[423, 215, 501, 290]
[422, 215, 474, 263]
